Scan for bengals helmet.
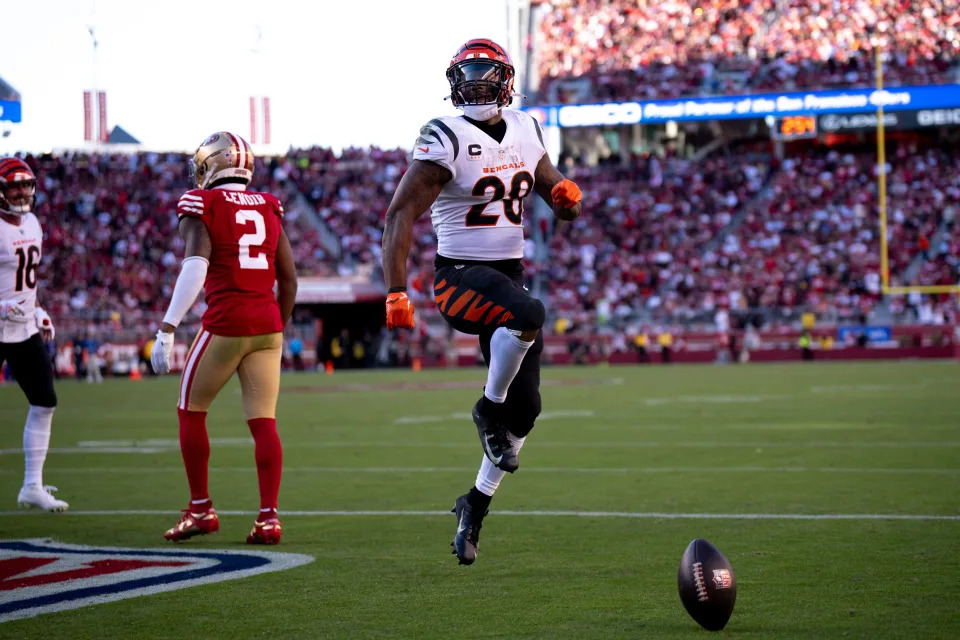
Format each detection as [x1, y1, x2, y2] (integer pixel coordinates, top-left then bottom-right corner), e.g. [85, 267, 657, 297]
[0, 157, 37, 215]
[189, 132, 254, 189]
[446, 39, 517, 108]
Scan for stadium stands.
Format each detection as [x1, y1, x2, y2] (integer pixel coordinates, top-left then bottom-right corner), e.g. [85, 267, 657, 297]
[11, 1, 959, 347]
[535, 0, 960, 104]
[30, 151, 330, 333]
[19, 135, 958, 342]
[545, 143, 958, 330]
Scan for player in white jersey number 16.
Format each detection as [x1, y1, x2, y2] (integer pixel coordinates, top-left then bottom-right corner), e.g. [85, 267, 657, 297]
[0, 157, 68, 512]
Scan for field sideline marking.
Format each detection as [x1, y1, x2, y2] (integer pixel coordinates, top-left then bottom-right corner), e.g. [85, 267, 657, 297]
[1, 466, 957, 475]
[643, 394, 787, 405]
[4, 440, 959, 456]
[1, 509, 957, 521]
[809, 383, 933, 393]
[395, 409, 595, 424]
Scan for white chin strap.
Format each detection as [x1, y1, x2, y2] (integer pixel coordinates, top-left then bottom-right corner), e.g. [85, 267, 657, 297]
[461, 103, 501, 121]
[0, 204, 29, 216]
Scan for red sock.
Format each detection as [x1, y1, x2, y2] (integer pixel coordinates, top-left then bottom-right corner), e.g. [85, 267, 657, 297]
[177, 408, 210, 502]
[247, 417, 282, 511]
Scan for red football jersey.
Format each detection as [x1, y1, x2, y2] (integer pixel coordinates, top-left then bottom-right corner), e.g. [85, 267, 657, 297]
[176, 186, 285, 336]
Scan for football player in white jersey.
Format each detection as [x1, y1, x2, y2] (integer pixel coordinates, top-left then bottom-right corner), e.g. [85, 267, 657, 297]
[381, 39, 582, 565]
[0, 158, 67, 512]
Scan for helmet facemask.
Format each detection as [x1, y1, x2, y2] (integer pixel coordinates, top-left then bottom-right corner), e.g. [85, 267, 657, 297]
[187, 159, 202, 189]
[447, 60, 514, 108]
[0, 178, 36, 215]
[188, 157, 215, 190]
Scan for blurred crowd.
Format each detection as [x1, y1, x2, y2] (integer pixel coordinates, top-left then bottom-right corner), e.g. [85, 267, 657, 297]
[536, 0, 960, 103]
[18, 135, 958, 343]
[28, 151, 353, 333]
[547, 143, 959, 332]
[545, 151, 769, 325]
[267, 146, 409, 276]
[682, 145, 957, 324]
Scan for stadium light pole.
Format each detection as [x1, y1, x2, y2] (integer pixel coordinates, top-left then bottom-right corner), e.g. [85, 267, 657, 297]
[248, 25, 269, 151]
[87, 24, 99, 149]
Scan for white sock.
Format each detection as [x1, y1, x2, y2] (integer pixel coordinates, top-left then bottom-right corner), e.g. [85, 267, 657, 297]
[484, 327, 534, 403]
[475, 434, 526, 495]
[23, 406, 55, 487]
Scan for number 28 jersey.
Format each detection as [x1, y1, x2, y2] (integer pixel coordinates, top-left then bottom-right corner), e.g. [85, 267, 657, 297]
[413, 109, 547, 261]
[176, 185, 285, 337]
[0, 213, 42, 343]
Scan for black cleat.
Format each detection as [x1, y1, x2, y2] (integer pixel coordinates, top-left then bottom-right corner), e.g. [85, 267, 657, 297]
[472, 396, 519, 473]
[450, 493, 487, 565]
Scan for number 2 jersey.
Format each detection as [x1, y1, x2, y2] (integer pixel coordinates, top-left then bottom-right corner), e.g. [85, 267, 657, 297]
[176, 185, 285, 337]
[0, 213, 42, 343]
[413, 109, 547, 261]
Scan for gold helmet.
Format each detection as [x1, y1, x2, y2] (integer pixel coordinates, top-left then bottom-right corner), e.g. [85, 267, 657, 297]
[189, 131, 254, 189]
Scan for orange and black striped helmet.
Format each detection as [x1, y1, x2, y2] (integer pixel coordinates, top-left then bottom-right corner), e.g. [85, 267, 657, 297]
[0, 157, 36, 215]
[446, 39, 516, 108]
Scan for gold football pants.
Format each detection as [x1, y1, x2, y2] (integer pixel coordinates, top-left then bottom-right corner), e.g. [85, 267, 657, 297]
[178, 329, 282, 420]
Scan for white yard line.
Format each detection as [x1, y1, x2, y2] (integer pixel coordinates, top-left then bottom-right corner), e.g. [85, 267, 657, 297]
[1, 465, 956, 475]
[809, 383, 932, 394]
[2, 440, 957, 456]
[0, 447, 174, 455]
[394, 410, 595, 424]
[1, 509, 957, 521]
[644, 395, 787, 405]
[0, 440, 960, 456]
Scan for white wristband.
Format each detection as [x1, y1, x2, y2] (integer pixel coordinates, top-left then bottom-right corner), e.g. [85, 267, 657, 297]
[162, 256, 208, 327]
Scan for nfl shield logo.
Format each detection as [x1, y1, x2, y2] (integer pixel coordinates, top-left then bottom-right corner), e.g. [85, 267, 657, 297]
[0, 539, 313, 622]
[712, 569, 733, 589]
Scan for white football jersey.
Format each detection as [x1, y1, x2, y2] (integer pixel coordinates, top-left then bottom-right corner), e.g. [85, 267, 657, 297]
[413, 109, 547, 261]
[0, 213, 42, 343]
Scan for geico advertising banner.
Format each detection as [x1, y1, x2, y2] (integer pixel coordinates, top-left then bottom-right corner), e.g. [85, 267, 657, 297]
[912, 108, 960, 127]
[819, 108, 960, 131]
[522, 84, 960, 128]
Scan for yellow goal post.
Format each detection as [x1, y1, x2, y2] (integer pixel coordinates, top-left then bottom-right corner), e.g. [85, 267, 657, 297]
[874, 10, 960, 296]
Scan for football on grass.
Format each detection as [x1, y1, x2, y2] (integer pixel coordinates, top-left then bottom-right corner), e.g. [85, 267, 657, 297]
[677, 538, 737, 631]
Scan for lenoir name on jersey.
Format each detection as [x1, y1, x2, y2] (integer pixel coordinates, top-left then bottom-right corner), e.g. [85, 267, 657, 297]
[222, 191, 267, 207]
[412, 109, 547, 262]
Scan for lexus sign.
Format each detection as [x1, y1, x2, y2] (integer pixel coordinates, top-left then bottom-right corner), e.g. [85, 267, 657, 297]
[818, 112, 900, 132]
[818, 109, 960, 132]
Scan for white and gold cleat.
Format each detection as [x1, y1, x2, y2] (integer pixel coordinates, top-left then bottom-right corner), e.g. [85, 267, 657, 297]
[18, 484, 69, 512]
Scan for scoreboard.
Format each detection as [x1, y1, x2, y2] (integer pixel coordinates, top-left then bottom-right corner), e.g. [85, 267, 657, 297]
[770, 115, 817, 140]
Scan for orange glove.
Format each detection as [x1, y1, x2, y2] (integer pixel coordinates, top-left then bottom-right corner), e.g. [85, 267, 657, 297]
[551, 179, 582, 209]
[386, 291, 415, 330]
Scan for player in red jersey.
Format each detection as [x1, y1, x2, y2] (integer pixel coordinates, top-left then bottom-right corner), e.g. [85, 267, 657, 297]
[151, 132, 297, 545]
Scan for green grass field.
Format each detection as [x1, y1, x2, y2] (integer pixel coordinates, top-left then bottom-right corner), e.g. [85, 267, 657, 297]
[1, 361, 959, 639]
